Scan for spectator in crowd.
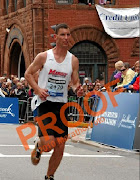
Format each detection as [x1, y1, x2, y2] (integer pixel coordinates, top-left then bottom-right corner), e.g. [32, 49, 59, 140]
[88, 0, 94, 6]
[0, 88, 5, 97]
[0, 77, 6, 87]
[0, 82, 9, 97]
[128, 61, 140, 92]
[94, 78, 100, 84]
[115, 62, 135, 90]
[94, 82, 101, 91]
[110, 60, 123, 86]
[82, 84, 89, 96]
[14, 82, 27, 100]
[14, 82, 27, 120]
[88, 83, 94, 91]
[11, 77, 19, 90]
[106, 0, 111, 4]
[99, 0, 106, 5]
[83, 77, 89, 86]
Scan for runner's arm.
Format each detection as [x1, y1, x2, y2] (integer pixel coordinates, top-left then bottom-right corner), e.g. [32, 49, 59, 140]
[25, 52, 48, 100]
[71, 55, 84, 97]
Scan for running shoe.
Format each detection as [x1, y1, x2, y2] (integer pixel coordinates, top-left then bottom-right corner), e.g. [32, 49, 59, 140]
[31, 141, 41, 165]
[45, 175, 54, 180]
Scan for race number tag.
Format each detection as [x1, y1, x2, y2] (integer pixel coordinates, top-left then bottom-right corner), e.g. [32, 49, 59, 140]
[47, 78, 66, 97]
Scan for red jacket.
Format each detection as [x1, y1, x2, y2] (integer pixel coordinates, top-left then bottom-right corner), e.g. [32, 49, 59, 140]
[133, 76, 139, 91]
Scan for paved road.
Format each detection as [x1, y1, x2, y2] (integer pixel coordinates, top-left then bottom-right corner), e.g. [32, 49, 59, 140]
[0, 124, 139, 180]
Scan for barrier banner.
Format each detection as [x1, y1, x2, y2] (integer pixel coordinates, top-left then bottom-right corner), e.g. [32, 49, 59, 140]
[0, 97, 19, 124]
[95, 5, 140, 38]
[91, 92, 139, 150]
[133, 110, 140, 150]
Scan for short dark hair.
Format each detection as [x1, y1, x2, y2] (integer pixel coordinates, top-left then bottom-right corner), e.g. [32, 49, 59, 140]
[55, 23, 70, 34]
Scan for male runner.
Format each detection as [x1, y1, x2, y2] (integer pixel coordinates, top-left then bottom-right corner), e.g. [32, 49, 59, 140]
[25, 23, 82, 180]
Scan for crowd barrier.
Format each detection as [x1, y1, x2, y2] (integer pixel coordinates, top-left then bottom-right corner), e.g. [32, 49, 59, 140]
[19, 97, 34, 123]
[1, 92, 139, 150]
[0, 97, 19, 124]
[89, 92, 140, 150]
[0, 95, 100, 124]
[67, 96, 100, 122]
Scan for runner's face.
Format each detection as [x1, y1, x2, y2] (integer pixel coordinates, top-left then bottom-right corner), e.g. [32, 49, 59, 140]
[55, 28, 71, 47]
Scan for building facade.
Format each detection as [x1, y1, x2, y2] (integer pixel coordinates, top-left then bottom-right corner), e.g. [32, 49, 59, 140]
[0, 0, 139, 83]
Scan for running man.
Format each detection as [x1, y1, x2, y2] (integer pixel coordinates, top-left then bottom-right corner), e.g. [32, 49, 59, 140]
[25, 23, 82, 180]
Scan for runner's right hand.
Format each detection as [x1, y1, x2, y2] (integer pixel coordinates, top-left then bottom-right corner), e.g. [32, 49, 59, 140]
[35, 88, 49, 101]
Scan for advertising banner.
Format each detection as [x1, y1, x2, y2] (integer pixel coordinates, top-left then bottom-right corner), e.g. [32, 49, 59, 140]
[91, 92, 139, 150]
[133, 110, 140, 150]
[96, 5, 140, 38]
[0, 97, 19, 124]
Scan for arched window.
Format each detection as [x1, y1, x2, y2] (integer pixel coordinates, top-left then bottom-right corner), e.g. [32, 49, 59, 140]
[70, 41, 107, 83]
[5, 0, 9, 14]
[14, 0, 17, 11]
[23, 0, 26, 7]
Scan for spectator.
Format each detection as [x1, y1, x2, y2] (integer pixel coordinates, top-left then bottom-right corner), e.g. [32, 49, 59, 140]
[99, 0, 106, 5]
[122, 61, 139, 91]
[14, 82, 27, 100]
[106, 0, 111, 4]
[0, 88, 5, 97]
[115, 62, 135, 89]
[128, 61, 140, 92]
[0, 77, 6, 88]
[110, 60, 124, 89]
[83, 77, 89, 86]
[11, 77, 19, 90]
[88, 0, 94, 5]
[14, 82, 27, 120]
[0, 82, 9, 97]
[94, 82, 101, 91]
[95, 78, 100, 84]
[6, 81, 12, 96]
[88, 83, 94, 91]
[110, 60, 123, 82]
[82, 84, 89, 96]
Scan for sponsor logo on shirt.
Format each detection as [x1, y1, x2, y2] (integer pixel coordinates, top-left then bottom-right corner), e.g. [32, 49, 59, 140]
[49, 69, 68, 77]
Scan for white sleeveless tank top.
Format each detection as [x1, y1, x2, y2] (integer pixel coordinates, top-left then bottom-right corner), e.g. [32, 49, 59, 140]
[32, 49, 72, 110]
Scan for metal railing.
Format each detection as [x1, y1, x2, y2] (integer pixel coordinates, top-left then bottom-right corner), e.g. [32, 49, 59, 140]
[67, 95, 100, 122]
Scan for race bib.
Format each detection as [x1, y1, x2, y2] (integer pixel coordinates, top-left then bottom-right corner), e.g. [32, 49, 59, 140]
[47, 78, 66, 97]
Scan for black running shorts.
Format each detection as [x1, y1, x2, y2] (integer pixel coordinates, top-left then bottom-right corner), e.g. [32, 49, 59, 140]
[37, 100, 68, 138]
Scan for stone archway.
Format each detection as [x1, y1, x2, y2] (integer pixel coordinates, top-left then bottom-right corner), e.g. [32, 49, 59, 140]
[2, 23, 30, 77]
[9, 41, 25, 78]
[69, 25, 120, 65]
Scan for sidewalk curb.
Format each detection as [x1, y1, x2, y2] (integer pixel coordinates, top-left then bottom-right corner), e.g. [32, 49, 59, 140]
[71, 135, 140, 154]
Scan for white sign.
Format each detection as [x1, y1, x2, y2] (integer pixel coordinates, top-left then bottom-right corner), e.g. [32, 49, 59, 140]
[96, 4, 140, 38]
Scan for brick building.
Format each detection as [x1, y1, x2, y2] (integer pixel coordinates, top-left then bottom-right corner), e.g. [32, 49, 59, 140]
[0, 0, 139, 83]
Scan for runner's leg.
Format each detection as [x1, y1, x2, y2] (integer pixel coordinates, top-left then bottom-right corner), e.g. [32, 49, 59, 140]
[47, 137, 66, 176]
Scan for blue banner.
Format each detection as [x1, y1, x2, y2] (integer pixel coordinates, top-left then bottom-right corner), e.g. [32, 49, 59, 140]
[90, 92, 139, 150]
[0, 97, 19, 124]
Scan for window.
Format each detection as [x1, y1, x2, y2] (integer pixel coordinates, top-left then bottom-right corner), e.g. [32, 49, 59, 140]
[6, 0, 9, 14]
[56, 0, 73, 4]
[70, 41, 107, 83]
[23, 0, 26, 7]
[14, 0, 17, 11]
